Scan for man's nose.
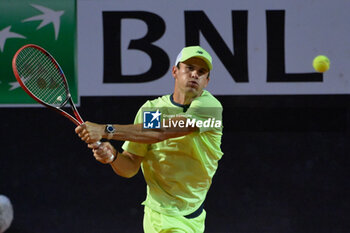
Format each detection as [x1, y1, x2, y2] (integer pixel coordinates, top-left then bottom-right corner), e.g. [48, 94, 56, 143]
[191, 70, 199, 79]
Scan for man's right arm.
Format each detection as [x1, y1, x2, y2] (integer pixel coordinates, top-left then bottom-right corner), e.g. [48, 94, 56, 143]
[76, 117, 198, 144]
[111, 150, 143, 178]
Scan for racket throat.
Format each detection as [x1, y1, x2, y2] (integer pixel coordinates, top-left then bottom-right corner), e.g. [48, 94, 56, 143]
[68, 95, 83, 124]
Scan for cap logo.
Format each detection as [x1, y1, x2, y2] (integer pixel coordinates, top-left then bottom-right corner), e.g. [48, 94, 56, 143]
[196, 50, 203, 54]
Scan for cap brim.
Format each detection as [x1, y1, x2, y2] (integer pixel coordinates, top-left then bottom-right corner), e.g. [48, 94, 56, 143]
[180, 55, 212, 70]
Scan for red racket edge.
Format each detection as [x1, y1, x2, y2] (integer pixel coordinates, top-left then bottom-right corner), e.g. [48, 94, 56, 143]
[12, 44, 109, 157]
[12, 44, 70, 94]
[12, 44, 81, 126]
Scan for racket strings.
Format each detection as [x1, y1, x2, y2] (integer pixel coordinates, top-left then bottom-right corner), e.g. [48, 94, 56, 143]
[18, 48, 67, 104]
[16, 47, 68, 107]
[17, 49, 67, 105]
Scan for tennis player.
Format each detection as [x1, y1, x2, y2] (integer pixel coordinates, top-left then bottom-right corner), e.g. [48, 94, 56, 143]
[76, 46, 223, 233]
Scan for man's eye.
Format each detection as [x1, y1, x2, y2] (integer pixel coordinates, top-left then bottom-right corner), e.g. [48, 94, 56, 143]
[198, 69, 207, 75]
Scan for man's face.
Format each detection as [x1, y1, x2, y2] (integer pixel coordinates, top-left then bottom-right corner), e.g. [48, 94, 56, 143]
[172, 57, 210, 96]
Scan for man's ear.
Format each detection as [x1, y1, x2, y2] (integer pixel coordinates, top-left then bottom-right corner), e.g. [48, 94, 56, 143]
[172, 65, 178, 79]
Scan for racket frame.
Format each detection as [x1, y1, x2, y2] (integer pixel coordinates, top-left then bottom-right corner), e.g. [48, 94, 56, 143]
[12, 44, 113, 159]
[12, 44, 83, 126]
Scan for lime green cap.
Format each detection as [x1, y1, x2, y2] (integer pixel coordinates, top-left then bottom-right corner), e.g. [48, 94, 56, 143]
[175, 46, 212, 70]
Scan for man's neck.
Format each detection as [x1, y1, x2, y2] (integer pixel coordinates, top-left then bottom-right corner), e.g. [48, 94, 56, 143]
[172, 90, 203, 105]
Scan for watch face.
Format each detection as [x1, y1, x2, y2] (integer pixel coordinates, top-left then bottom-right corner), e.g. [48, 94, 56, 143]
[106, 125, 115, 133]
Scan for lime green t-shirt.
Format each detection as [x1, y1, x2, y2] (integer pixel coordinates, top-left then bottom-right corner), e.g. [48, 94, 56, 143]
[122, 90, 223, 216]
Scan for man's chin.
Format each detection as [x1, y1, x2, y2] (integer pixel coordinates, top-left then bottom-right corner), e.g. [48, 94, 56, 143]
[185, 87, 201, 96]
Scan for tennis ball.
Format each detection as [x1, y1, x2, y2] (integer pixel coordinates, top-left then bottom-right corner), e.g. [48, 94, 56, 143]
[57, 96, 63, 102]
[313, 55, 330, 73]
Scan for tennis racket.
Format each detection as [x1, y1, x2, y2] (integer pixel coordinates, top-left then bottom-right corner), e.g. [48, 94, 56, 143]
[12, 44, 111, 157]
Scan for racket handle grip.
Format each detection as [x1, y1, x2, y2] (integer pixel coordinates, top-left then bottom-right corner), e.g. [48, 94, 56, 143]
[91, 141, 102, 148]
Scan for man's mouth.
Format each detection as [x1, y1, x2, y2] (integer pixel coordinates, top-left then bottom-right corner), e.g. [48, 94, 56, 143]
[188, 81, 198, 87]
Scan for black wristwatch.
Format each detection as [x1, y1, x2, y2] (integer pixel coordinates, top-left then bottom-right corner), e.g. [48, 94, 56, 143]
[105, 124, 116, 139]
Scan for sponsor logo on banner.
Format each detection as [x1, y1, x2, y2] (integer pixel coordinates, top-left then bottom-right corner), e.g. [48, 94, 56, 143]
[0, 0, 76, 106]
[78, 1, 350, 96]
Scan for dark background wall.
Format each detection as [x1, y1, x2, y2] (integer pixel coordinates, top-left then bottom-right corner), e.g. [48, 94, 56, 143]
[1, 95, 350, 233]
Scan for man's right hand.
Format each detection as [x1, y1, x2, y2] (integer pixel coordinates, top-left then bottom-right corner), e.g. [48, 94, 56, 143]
[75, 121, 105, 144]
[88, 142, 116, 164]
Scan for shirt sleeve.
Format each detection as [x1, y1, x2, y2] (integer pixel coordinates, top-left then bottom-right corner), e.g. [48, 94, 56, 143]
[185, 95, 223, 133]
[121, 101, 150, 157]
